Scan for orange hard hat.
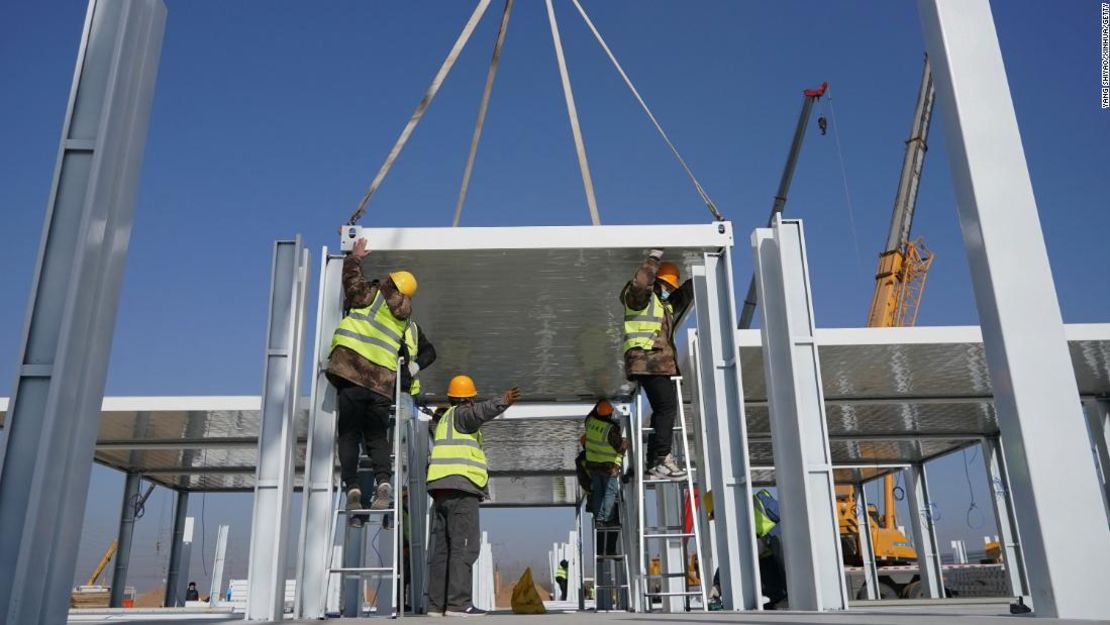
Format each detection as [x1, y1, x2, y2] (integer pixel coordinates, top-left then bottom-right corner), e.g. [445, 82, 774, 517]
[389, 271, 418, 297]
[595, 399, 614, 417]
[447, 375, 477, 398]
[656, 262, 681, 289]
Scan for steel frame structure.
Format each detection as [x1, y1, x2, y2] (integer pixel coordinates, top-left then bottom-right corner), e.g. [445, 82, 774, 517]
[0, 2, 166, 624]
[751, 217, 848, 611]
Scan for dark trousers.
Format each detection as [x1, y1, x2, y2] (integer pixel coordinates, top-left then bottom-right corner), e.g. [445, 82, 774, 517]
[640, 375, 678, 462]
[336, 382, 393, 489]
[427, 492, 481, 612]
[557, 577, 568, 601]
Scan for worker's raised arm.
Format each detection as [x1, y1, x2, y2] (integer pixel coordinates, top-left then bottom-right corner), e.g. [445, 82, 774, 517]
[454, 387, 521, 434]
[621, 249, 664, 311]
[670, 278, 695, 317]
[342, 237, 378, 309]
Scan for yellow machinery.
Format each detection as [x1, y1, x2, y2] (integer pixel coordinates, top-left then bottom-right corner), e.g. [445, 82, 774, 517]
[839, 56, 936, 568]
[87, 539, 118, 586]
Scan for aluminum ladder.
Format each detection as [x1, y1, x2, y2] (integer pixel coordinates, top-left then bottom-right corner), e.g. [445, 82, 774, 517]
[631, 376, 708, 612]
[324, 359, 408, 618]
[592, 491, 632, 611]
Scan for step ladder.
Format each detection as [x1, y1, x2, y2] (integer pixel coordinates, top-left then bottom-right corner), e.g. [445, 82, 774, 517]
[324, 358, 408, 619]
[631, 376, 708, 612]
[592, 492, 631, 611]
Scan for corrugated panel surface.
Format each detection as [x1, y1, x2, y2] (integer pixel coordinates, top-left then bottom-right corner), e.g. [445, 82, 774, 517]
[357, 248, 709, 403]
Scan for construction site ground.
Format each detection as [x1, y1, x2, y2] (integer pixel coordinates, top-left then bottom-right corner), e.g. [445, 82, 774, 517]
[65, 598, 1110, 625]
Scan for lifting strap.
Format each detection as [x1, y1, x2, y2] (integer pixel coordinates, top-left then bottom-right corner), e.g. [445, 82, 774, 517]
[348, 0, 493, 225]
[545, 0, 602, 226]
[568, 0, 724, 222]
[453, 0, 515, 227]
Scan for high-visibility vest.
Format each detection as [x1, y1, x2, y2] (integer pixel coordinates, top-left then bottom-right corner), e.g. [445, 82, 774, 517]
[556, 564, 568, 580]
[623, 292, 669, 353]
[584, 416, 622, 466]
[330, 293, 422, 395]
[753, 489, 778, 539]
[427, 407, 488, 488]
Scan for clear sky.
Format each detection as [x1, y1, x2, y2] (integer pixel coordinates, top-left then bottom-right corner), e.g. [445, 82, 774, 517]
[1, 0, 1107, 597]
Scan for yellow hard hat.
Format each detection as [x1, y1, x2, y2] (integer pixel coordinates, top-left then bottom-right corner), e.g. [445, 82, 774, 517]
[390, 271, 418, 297]
[656, 262, 681, 289]
[447, 375, 478, 398]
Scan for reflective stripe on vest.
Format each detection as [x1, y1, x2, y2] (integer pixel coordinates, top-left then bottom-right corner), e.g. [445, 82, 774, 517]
[556, 565, 568, 580]
[584, 416, 622, 466]
[330, 292, 409, 372]
[427, 406, 488, 488]
[623, 293, 668, 353]
[753, 490, 777, 538]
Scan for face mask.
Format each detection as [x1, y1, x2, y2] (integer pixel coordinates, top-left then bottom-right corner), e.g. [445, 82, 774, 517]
[658, 289, 671, 302]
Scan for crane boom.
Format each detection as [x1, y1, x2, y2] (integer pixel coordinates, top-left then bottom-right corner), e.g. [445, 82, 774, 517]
[867, 57, 936, 329]
[738, 81, 828, 329]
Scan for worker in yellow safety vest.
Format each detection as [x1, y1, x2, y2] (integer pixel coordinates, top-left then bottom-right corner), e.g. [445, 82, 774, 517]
[583, 400, 628, 528]
[556, 560, 569, 601]
[426, 375, 521, 617]
[620, 249, 693, 479]
[326, 236, 437, 518]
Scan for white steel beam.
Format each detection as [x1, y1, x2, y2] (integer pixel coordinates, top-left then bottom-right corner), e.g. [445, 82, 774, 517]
[109, 472, 141, 607]
[163, 491, 190, 607]
[245, 239, 310, 621]
[1084, 399, 1110, 521]
[340, 222, 732, 253]
[905, 464, 944, 598]
[685, 335, 719, 586]
[691, 250, 761, 610]
[0, 2, 165, 623]
[982, 437, 1028, 598]
[294, 252, 343, 619]
[405, 398, 432, 614]
[751, 217, 847, 611]
[919, 0, 1110, 617]
[209, 525, 230, 608]
[855, 483, 880, 601]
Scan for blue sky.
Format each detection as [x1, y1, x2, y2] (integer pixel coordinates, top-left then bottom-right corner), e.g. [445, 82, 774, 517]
[1, 0, 1106, 597]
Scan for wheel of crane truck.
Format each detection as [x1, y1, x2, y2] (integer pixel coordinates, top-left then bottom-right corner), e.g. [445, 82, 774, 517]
[856, 582, 899, 600]
[901, 580, 924, 599]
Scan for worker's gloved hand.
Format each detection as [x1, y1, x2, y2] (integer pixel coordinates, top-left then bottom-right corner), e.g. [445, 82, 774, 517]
[648, 248, 664, 261]
[503, 387, 522, 405]
[352, 237, 371, 258]
[407, 361, 420, 378]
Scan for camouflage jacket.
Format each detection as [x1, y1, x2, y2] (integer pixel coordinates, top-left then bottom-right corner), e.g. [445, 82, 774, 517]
[620, 255, 694, 379]
[325, 255, 418, 399]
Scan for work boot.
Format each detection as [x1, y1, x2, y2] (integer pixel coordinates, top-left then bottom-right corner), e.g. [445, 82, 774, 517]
[370, 481, 393, 510]
[346, 486, 364, 528]
[648, 454, 687, 480]
[445, 606, 487, 617]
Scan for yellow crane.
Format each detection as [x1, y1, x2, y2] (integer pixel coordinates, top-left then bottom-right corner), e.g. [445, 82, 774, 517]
[837, 55, 936, 570]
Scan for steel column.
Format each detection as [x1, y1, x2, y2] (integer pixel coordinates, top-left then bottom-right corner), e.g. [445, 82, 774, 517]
[982, 437, 1028, 598]
[918, 0, 1110, 617]
[575, 503, 585, 610]
[690, 248, 761, 610]
[109, 472, 141, 606]
[294, 252, 343, 619]
[0, 2, 165, 623]
[1084, 399, 1110, 520]
[163, 490, 190, 607]
[245, 239, 310, 621]
[905, 464, 943, 598]
[855, 483, 880, 601]
[405, 402, 431, 614]
[685, 336, 719, 583]
[209, 525, 230, 607]
[751, 217, 848, 611]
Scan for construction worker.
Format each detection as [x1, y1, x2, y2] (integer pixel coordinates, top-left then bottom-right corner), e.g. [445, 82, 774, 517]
[326, 237, 437, 515]
[753, 489, 787, 608]
[185, 582, 199, 602]
[427, 375, 521, 617]
[583, 400, 628, 526]
[556, 559, 569, 601]
[620, 249, 693, 479]
[575, 435, 593, 512]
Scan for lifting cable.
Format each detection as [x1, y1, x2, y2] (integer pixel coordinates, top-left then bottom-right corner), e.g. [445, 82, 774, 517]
[348, 0, 494, 225]
[453, 0, 515, 227]
[545, 0, 602, 225]
[568, 0, 724, 222]
[822, 90, 864, 272]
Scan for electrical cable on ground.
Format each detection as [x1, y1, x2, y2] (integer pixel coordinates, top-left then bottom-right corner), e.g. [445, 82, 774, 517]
[349, 0, 494, 225]
[454, 0, 514, 227]
[824, 91, 865, 275]
[568, 0, 724, 222]
[545, 0, 602, 225]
